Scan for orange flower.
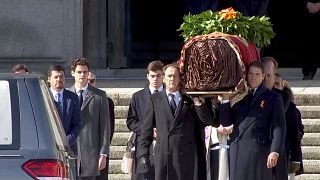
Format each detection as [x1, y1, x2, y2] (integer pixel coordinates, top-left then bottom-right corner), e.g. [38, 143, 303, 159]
[260, 100, 265, 108]
[219, 7, 237, 20]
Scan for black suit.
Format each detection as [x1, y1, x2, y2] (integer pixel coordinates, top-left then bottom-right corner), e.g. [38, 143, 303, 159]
[127, 88, 155, 180]
[52, 89, 82, 155]
[219, 84, 286, 180]
[140, 91, 213, 180]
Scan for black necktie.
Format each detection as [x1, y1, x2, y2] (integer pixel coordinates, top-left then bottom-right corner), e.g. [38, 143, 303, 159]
[153, 90, 159, 94]
[79, 90, 84, 107]
[169, 93, 177, 115]
[248, 89, 254, 104]
[55, 93, 63, 116]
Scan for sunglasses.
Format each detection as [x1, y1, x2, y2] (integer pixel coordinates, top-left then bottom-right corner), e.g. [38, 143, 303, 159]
[89, 79, 96, 83]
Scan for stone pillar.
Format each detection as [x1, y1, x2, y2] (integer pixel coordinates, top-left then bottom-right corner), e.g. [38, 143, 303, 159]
[83, 0, 107, 69]
[107, 0, 127, 68]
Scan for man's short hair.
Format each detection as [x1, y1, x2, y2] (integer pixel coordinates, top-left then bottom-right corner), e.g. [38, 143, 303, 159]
[48, 65, 65, 77]
[147, 60, 164, 74]
[275, 73, 281, 78]
[11, 64, 29, 73]
[261, 56, 278, 70]
[71, 57, 90, 72]
[248, 61, 265, 74]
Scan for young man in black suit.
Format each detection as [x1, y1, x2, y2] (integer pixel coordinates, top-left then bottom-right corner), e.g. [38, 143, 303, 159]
[219, 61, 286, 180]
[69, 57, 111, 180]
[139, 63, 214, 180]
[127, 60, 165, 180]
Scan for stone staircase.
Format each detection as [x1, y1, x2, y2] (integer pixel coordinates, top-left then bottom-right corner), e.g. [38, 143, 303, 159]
[104, 89, 320, 180]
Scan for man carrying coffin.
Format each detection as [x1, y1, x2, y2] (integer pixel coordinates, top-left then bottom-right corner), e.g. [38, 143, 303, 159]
[219, 61, 286, 180]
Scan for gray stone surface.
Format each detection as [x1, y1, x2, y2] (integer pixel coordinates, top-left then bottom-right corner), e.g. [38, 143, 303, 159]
[303, 119, 320, 133]
[0, 0, 82, 73]
[115, 106, 129, 119]
[302, 146, 320, 160]
[302, 133, 320, 146]
[114, 119, 129, 133]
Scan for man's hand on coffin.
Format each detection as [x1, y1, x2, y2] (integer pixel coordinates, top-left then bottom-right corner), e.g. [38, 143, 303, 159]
[193, 96, 204, 106]
[217, 124, 234, 135]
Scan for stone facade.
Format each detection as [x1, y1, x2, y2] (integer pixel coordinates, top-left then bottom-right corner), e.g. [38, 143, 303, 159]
[0, 0, 82, 74]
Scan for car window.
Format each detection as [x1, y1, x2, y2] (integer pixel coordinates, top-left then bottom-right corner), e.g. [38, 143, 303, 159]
[0, 81, 12, 145]
[0, 80, 20, 149]
[39, 79, 70, 152]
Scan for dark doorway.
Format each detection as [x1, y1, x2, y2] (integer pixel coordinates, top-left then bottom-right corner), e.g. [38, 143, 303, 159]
[263, 0, 305, 67]
[127, 0, 307, 68]
[128, 0, 186, 68]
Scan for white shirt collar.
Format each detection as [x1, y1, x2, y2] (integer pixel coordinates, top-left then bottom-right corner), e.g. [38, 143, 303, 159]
[50, 88, 64, 101]
[75, 84, 89, 94]
[149, 85, 164, 94]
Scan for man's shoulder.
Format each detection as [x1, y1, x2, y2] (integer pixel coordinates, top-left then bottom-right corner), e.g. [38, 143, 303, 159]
[264, 89, 283, 103]
[63, 89, 78, 99]
[89, 86, 107, 97]
[132, 88, 149, 98]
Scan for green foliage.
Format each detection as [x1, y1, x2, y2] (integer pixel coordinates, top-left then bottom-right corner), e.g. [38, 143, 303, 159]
[177, 10, 276, 49]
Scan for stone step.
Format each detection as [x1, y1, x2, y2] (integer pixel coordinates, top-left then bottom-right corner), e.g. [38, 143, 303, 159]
[111, 132, 320, 147]
[115, 119, 129, 132]
[296, 174, 320, 180]
[114, 105, 320, 121]
[105, 90, 320, 107]
[303, 119, 320, 133]
[109, 159, 126, 174]
[109, 146, 126, 159]
[108, 159, 320, 175]
[303, 160, 320, 174]
[295, 94, 320, 106]
[114, 106, 129, 119]
[109, 145, 320, 161]
[109, 174, 131, 180]
[302, 146, 320, 160]
[302, 133, 320, 146]
[113, 118, 320, 134]
[298, 106, 320, 119]
[107, 173, 320, 180]
[111, 132, 131, 146]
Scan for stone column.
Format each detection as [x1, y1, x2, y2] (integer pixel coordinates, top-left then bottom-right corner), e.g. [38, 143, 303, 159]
[83, 0, 107, 69]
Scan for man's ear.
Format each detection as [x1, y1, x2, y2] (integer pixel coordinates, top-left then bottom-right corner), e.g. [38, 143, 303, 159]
[47, 77, 51, 83]
[71, 71, 75, 77]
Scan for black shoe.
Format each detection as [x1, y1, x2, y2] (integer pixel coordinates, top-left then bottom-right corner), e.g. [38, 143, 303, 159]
[303, 75, 314, 80]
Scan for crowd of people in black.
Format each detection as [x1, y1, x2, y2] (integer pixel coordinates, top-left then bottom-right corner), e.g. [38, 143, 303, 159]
[11, 59, 115, 180]
[126, 58, 304, 180]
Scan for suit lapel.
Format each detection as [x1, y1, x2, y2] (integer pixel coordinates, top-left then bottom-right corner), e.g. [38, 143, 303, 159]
[157, 91, 175, 130]
[81, 87, 94, 110]
[250, 84, 266, 108]
[237, 84, 267, 138]
[169, 94, 189, 132]
[62, 90, 68, 120]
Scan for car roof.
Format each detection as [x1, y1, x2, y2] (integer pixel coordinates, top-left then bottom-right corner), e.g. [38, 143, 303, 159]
[0, 73, 45, 79]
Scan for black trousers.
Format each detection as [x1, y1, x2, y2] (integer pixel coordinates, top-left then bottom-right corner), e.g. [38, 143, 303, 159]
[301, 12, 320, 77]
[210, 150, 219, 180]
